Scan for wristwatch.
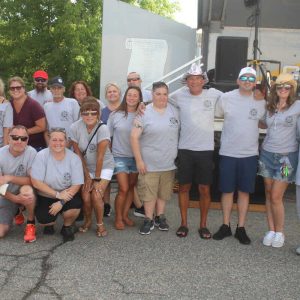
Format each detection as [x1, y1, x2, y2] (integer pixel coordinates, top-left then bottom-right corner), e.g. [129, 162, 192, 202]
[93, 178, 101, 182]
[59, 199, 66, 206]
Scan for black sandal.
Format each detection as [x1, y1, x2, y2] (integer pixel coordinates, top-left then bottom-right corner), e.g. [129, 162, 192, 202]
[198, 227, 212, 239]
[176, 225, 189, 238]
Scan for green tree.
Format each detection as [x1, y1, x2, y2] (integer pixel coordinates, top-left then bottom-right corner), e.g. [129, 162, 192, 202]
[0, 0, 178, 95]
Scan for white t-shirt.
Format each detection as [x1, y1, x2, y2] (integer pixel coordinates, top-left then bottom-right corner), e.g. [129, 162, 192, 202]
[0, 102, 13, 147]
[215, 89, 266, 158]
[135, 104, 180, 172]
[44, 97, 80, 138]
[28, 89, 53, 106]
[170, 87, 223, 151]
[31, 148, 84, 192]
[107, 111, 135, 157]
[262, 100, 300, 153]
[70, 119, 115, 174]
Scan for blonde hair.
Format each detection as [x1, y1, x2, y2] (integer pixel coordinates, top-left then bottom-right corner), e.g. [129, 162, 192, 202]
[8, 76, 25, 88]
[0, 78, 5, 97]
[104, 83, 121, 99]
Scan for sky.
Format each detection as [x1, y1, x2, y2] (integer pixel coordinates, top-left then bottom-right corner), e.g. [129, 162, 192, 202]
[174, 0, 198, 28]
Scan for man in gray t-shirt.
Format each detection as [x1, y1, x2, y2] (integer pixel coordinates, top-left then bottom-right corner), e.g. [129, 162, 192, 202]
[0, 125, 37, 242]
[212, 67, 266, 245]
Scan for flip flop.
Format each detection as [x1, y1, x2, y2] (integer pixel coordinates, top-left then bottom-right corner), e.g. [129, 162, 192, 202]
[198, 227, 212, 239]
[176, 225, 189, 238]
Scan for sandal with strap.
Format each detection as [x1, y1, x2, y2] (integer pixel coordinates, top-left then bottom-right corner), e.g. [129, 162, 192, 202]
[198, 227, 212, 239]
[96, 223, 107, 237]
[176, 225, 189, 238]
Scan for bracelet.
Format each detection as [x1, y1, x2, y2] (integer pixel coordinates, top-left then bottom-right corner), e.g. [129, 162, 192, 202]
[93, 178, 101, 182]
[59, 199, 66, 206]
[55, 191, 60, 199]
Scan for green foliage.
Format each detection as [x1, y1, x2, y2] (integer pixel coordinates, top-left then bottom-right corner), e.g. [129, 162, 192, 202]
[0, 0, 178, 96]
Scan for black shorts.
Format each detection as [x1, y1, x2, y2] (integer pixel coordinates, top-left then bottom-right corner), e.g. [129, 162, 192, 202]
[35, 193, 82, 224]
[177, 150, 214, 185]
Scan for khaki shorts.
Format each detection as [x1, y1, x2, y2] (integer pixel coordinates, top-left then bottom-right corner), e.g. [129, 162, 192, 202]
[137, 170, 175, 202]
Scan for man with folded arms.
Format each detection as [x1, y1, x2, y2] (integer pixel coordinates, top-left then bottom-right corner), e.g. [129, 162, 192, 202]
[0, 125, 37, 242]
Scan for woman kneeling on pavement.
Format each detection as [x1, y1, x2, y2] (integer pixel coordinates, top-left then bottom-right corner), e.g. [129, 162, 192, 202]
[31, 128, 84, 242]
[71, 98, 114, 237]
[131, 82, 180, 235]
[258, 73, 300, 248]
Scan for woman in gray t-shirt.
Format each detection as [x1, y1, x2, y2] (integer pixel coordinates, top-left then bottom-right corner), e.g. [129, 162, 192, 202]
[108, 86, 143, 230]
[71, 98, 114, 237]
[258, 73, 300, 248]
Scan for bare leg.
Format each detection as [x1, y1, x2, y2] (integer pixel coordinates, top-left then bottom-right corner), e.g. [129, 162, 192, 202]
[198, 184, 211, 228]
[178, 183, 192, 227]
[62, 209, 81, 226]
[221, 192, 234, 225]
[144, 200, 156, 219]
[0, 224, 10, 238]
[156, 198, 166, 216]
[237, 191, 249, 227]
[133, 186, 142, 208]
[264, 178, 275, 231]
[20, 185, 36, 222]
[80, 190, 92, 231]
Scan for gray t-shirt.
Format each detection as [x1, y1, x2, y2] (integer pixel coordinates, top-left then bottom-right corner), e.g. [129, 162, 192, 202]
[135, 104, 180, 172]
[31, 148, 84, 192]
[70, 119, 114, 173]
[107, 111, 135, 157]
[215, 89, 266, 158]
[0, 145, 37, 206]
[170, 87, 222, 151]
[44, 97, 80, 138]
[28, 89, 53, 106]
[262, 100, 300, 153]
[0, 102, 13, 147]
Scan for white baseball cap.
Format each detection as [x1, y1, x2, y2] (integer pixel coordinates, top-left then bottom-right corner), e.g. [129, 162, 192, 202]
[238, 67, 256, 78]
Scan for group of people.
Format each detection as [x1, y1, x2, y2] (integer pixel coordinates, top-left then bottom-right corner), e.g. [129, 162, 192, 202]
[0, 64, 300, 255]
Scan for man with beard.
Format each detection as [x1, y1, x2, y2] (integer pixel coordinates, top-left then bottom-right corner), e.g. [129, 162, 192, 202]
[28, 70, 53, 106]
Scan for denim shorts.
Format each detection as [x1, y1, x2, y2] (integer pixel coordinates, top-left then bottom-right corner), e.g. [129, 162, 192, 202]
[258, 149, 298, 183]
[113, 157, 137, 175]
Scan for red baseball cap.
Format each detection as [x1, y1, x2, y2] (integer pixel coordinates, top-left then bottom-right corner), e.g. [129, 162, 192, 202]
[33, 70, 48, 80]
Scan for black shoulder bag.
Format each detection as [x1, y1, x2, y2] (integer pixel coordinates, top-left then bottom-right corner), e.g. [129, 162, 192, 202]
[82, 122, 105, 157]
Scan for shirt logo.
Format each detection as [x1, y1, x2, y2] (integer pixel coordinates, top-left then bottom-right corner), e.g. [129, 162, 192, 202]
[16, 164, 25, 176]
[60, 111, 69, 121]
[249, 108, 258, 120]
[88, 143, 97, 153]
[284, 116, 293, 127]
[63, 172, 71, 186]
[169, 117, 179, 128]
[0, 111, 3, 125]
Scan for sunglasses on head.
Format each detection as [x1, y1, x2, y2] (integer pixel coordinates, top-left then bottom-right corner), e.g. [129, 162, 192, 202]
[10, 135, 28, 142]
[239, 76, 256, 83]
[81, 111, 98, 116]
[276, 84, 292, 91]
[127, 77, 140, 82]
[35, 78, 47, 83]
[9, 86, 23, 91]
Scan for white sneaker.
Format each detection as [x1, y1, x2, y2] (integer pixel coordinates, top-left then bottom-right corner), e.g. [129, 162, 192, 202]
[296, 246, 300, 255]
[271, 232, 285, 248]
[262, 231, 276, 246]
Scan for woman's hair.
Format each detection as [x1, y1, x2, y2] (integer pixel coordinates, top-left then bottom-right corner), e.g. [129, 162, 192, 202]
[69, 80, 93, 99]
[8, 76, 25, 88]
[104, 83, 121, 99]
[0, 78, 5, 97]
[266, 84, 296, 114]
[48, 128, 67, 140]
[115, 86, 143, 117]
[152, 81, 169, 92]
[80, 97, 100, 114]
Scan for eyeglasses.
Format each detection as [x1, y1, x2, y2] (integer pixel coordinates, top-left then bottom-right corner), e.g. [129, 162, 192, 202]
[9, 86, 24, 91]
[35, 78, 47, 83]
[276, 84, 292, 91]
[81, 111, 98, 116]
[10, 135, 28, 142]
[127, 77, 140, 82]
[239, 76, 256, 83]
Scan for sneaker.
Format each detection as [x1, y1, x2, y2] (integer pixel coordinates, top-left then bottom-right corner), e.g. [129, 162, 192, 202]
[139, 218, 154, 235]
[15, 211, 25, 225]
[234, 226, 251, 245]
[24, 224, 36, 243]
[212, 224, 232, 240]
[60, 225, 75, 243]
[103, 203, 111, 217]
[134, 206, 145, 218]
[271, 232, 285, 248]
[43, 225, 55, 235]
[154, 214, 169, 231]
[296, 246, 300, 255]
[262, 231, 276, 246]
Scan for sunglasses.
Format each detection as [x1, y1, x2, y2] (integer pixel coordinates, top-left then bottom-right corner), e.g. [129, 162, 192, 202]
[81, 111, 98, 116]
[9, 86, 24, 91]
[35, 78, 47, 83]
[10, 135, 28, 142]
[276, 84, 292, 91]
[49, 127, 66, 134]
[127, 77, 140, 82]
[239, 76, 256, 83]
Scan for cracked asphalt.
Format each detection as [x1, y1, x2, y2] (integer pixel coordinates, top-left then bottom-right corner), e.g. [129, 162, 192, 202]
[1, 191, 300, 300]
